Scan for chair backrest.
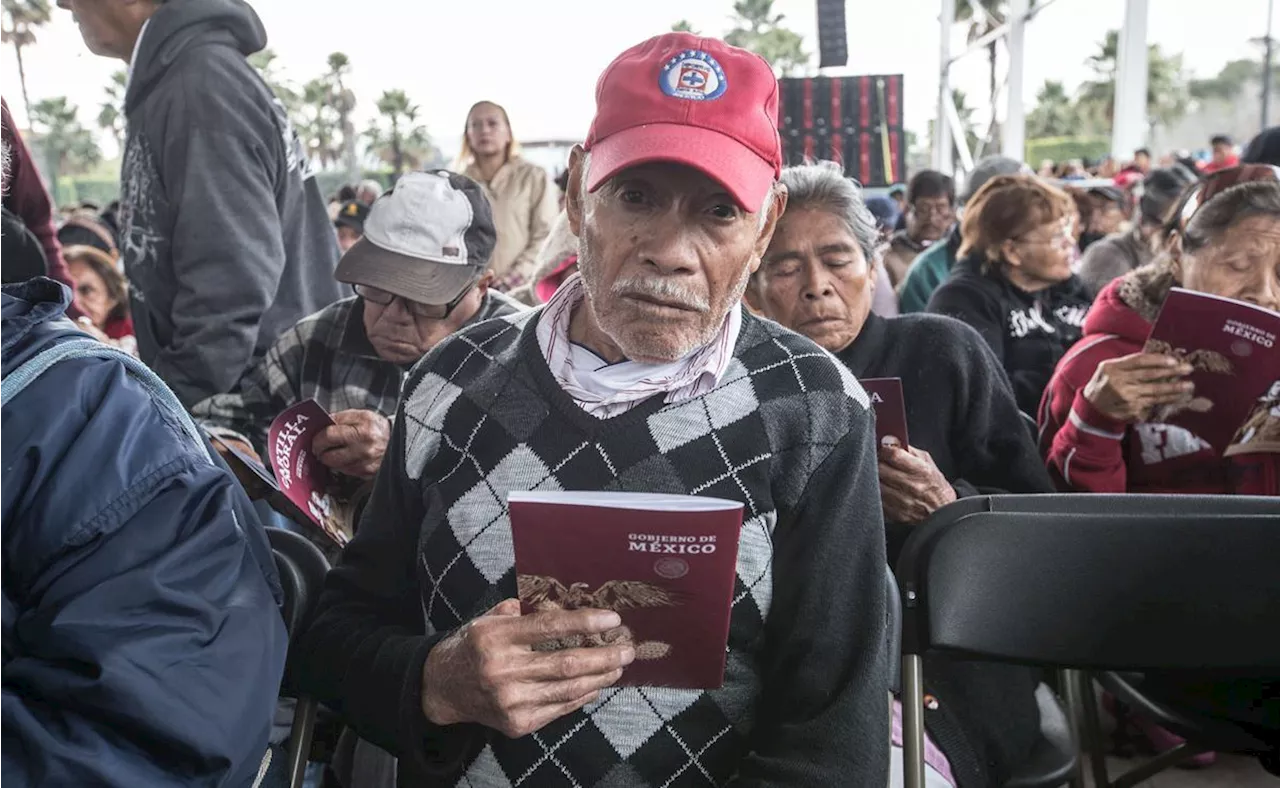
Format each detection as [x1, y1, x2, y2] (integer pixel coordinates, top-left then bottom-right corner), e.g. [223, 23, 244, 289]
[267, 529, 331, 636]
[896, 494, 1280, 672]
[885, 564, 902, 694]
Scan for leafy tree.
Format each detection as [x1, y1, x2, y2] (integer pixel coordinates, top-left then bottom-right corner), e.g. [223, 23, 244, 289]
[96, 69, 127, 153]
[724, 0, 807, 76]
[248, 48, 301, 114]
[365, 89, 438, 178]
[325, 52, 359, 180]
[1026, 80, 1078, 138]
[671, 19, 698, 34]
[1076, 29, 1188, 135]
[297, 77, 341, 169]
[1189, 59, 1262, 101]
[29, 97, 101, 202]
[1, 0, 51, 120]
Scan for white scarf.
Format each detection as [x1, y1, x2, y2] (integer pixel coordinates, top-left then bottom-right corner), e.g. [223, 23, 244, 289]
[535, 274, 741, 419]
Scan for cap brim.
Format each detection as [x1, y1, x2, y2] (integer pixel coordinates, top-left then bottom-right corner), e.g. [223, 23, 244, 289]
[586, 123, 775, 211]
[336, 237, 481, 306]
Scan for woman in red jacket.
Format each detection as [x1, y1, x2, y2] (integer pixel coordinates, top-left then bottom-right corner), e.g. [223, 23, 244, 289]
[1038, 166, 1280, 770]
[1039, 166, 1280, 497]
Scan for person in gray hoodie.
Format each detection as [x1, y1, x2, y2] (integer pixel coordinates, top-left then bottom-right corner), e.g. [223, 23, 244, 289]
[58, 0, 346, 406]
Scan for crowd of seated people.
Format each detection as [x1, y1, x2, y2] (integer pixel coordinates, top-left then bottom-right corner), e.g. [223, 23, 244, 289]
[2, 3, 1278, 786]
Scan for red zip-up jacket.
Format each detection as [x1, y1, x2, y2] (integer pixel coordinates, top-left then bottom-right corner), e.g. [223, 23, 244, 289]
[1, 99, 82, 319]
[1038, 278, 1278, 495]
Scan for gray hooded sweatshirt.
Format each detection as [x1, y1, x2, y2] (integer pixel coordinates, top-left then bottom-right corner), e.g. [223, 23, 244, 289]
[119, 0, 345, 406]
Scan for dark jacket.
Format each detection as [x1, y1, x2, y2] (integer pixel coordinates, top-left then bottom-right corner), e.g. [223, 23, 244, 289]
[2, 278, 288, 786]
[836, 313, 1051, 787]
[119, 0, 344, 407]
[1, 207, 47, 284]
[927, 255, 1093, 414]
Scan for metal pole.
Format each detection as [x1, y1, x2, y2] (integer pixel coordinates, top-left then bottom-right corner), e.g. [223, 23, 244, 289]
[1003, 0, 1029, 161]
[934, 0, 956, 175]
[1110, 0, 1150, 160]
[902, 655, 927, 788]
[1264, 0, 1275, 129]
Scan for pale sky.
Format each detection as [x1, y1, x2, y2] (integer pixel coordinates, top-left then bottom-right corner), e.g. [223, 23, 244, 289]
[1, 0, 1272, 161]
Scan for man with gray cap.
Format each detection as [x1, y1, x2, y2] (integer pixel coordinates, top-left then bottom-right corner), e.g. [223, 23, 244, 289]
[1076, 165, 1198, 295]
[897, 156, 1026, 313]
[193, 170, 523, 480]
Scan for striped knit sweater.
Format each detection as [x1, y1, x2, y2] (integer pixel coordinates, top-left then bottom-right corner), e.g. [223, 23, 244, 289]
[296, 308, 890, 787]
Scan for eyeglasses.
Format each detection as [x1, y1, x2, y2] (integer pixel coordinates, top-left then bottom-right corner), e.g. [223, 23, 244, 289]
[1015, 217, 1076, 249]
[1165, 165, 1280, 238]
[355, 283, 472, 320]
[912, 202, 955, 219]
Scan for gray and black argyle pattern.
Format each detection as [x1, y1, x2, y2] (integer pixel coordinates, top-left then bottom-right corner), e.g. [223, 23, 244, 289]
[396, 307, 875, 787]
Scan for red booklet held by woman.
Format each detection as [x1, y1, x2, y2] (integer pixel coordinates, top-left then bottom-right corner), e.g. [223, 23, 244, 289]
[1143, 288, 1280, 455]
[860, 378, 910, 450]
[508, 491, 743, 690]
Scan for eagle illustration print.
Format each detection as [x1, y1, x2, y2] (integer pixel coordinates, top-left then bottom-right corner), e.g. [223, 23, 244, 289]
[518, 574, 681, 660]
[1143, 338, 1235, 421]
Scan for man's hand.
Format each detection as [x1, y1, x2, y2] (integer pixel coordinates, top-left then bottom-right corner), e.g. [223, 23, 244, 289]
[878, 446, 957, 525]
[312, 409, 391, 479]
[1084, 353, 1195, 423]
[421, 600, 635, 738]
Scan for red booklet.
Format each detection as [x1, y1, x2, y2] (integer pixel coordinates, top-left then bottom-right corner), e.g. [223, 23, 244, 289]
[266, 400, 349, 545]
[508, 492, 744, 690]
[860, 377, 910, 450]
[1143, 288, 1280, 455]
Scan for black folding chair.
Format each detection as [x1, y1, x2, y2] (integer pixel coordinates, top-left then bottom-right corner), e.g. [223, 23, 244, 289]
[895, 493, 1280, 788]
[268, 528, 333, 788]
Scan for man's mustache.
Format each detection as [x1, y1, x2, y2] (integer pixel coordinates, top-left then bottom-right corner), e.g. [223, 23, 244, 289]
[611, 276, 710, 313]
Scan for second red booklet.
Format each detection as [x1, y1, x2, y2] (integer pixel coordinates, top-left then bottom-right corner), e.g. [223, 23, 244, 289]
[1144, 287, 1280, 455]
[267, 399, 348, 545]
[508, 491, 744, 690]
[860, 377, 910, 450]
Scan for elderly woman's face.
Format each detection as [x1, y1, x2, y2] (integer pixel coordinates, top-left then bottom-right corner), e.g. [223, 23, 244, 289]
[569, 157, 781, 363]
[1003, 217, 1076, 290]
[67, 258, 118, 330]
[752, 207, 874, 353]
[1179, 214, 1280, 312]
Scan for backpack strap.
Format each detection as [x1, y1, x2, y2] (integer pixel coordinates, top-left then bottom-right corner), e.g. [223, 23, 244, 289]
[1, 339, 213, 463]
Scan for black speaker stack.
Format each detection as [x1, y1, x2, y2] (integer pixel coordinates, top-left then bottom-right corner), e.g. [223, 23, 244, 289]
[777, 74, 906, 188]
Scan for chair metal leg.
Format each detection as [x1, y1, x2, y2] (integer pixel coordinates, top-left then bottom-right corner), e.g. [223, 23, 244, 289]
[287, 696, 319, 788]
[902, 654, 926, 788]
[1075, 671, 1112, 788]
[1057, 669, 1086, 788]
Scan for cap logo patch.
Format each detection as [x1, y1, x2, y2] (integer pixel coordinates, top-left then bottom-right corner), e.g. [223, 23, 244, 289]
[441, 246, 460, 257]
[659, 50, 726, 101]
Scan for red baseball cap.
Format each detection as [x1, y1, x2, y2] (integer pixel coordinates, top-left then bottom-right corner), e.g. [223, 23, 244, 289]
[584, 32, 782, 211]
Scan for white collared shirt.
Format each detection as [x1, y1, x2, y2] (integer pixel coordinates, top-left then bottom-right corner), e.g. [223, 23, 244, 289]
[125, 18, 152, 93]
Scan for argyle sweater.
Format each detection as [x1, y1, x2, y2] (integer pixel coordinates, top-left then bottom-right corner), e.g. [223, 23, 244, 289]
[294, 308, 891, 787]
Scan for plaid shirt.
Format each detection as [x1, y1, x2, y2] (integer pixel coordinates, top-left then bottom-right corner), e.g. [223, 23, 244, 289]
[192, 291, 524, 452]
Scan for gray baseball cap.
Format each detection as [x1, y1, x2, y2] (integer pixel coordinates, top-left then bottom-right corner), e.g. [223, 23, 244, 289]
[962, 156, 1028, 203]
[336, 170, 496, 305]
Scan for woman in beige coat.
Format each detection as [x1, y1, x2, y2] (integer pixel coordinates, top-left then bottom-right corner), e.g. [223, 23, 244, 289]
[456, 101, 558, 291]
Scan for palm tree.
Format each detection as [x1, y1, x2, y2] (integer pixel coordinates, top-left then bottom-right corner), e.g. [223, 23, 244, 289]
[724, 0, 807, 76]
[325, 52, 358, 181]
[1026, 80, 1077, 138]
[954, 0, 1015, 152]
[29, 97, 101, 203]
[248, 48, 300, 114]
[1077, 29, 1189, 135]
[365, 89, 436, 179]
[2, 0, 51, 119]
[298, 78, 340, 169]
[96, 69, 127, 154]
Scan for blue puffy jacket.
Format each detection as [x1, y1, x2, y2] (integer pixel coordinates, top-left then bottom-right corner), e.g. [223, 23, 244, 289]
[2, 279, 287, 786]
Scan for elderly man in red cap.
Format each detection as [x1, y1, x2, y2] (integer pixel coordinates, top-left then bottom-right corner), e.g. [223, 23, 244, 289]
[295, 33, 890, 787]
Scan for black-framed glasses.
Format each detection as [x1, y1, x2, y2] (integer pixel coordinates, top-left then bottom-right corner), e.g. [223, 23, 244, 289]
[355, 283, 472, 320]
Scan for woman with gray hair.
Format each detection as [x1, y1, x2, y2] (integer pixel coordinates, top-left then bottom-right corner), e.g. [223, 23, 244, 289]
[748, 161, 1056, 787]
